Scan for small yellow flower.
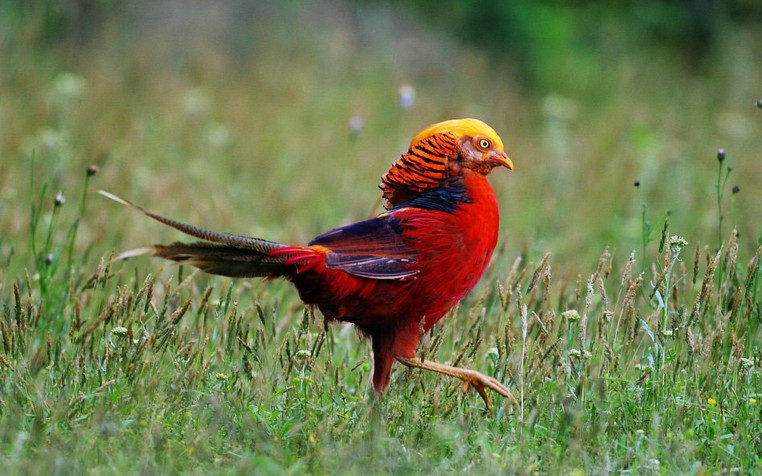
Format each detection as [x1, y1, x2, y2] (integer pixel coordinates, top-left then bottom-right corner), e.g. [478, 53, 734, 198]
[185, 411, 192, 418]
[214, 372, 229, 381]
[750, 398, 757, 405]
[707, 397, 717, 406]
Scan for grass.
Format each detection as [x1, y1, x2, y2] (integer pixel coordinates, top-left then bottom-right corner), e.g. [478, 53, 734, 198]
[1, 2, 761, 474]
[1, 178, 760, 474]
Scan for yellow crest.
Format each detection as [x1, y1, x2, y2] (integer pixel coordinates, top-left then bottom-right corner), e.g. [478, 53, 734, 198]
[409, 118, 504, 152]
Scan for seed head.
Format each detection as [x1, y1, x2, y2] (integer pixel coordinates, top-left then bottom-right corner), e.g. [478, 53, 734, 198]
[717, 149, 725, 162]
[732, 185, 740, 194]
[87, 165, 99, 176]
[755, 99, 762, 109]
[55, 192, 65, 207]
[45, 253, 54, 265]
[633, 180, 640, 187]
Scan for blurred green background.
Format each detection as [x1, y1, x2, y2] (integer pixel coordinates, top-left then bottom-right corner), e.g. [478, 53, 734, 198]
[1, 0, 760, 276]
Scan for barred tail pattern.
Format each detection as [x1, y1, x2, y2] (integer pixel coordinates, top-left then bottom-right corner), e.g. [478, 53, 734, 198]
[99, 190, 292, 278]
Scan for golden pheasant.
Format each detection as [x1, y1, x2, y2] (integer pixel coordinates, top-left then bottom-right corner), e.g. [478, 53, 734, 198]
[102, 118, 516, 409]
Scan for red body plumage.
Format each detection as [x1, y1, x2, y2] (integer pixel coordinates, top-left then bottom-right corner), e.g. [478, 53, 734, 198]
[275, 171, 500, 390]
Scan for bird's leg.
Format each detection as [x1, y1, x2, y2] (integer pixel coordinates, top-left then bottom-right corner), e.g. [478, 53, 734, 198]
[395, 356, 518, 411]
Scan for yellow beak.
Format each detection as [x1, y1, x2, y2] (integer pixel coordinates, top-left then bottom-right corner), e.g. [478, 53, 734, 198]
[492, 152, 514, 171]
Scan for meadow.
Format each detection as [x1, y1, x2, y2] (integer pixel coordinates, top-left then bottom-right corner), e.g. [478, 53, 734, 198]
[1, 2, 760, 474]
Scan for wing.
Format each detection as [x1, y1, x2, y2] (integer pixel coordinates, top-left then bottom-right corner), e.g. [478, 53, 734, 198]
[308, 213, 418, 280]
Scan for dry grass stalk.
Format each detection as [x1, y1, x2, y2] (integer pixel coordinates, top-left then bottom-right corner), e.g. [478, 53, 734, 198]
[526, 252, 551, 295]
[78, 299, 117, 341]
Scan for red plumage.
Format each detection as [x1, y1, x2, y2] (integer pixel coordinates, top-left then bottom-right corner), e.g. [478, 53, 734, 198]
[274, 171, 500, 391]
[103, 118, 517, 409]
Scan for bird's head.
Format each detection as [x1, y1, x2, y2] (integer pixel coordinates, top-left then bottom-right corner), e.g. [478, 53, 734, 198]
[380, 118, 512, 208]
[410, 118, 513, 175]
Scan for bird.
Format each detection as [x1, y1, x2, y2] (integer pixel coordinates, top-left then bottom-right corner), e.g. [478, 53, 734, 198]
[101, 118, 516, 410]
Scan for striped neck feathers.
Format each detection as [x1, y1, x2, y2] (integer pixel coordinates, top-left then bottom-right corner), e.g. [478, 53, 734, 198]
[379, 132, 458, 209]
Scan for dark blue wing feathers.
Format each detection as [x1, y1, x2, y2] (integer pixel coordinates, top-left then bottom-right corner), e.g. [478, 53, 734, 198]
[309, 214, 417, 280]
[389, 176, 471, 214]
[308, 177, 468, 280]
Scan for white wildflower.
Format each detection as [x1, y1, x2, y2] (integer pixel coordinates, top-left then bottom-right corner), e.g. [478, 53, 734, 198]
[398, 84, 415, 109]
[562, 310, 581, 322]
[668, 235, 688, 256]
[739, 358, 754, 371]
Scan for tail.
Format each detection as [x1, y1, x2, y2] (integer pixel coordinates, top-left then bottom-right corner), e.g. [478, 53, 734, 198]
[99, 190, 295, 278]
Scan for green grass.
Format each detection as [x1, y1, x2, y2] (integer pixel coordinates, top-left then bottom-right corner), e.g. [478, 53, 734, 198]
[1, 2, 761, 474]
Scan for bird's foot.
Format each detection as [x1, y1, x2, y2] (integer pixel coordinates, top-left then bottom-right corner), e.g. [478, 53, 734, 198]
[457, 368, 518, 411]
[395, 356, 518, 412]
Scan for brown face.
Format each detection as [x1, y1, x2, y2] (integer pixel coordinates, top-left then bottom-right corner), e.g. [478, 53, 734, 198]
[453, 135, 513, 176]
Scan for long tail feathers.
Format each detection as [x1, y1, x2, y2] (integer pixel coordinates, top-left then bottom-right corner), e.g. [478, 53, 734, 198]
[99, 190, 295, 278]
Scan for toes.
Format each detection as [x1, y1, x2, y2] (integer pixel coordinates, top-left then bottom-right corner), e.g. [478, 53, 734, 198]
[457, 370, 519, 407]
[480, 375, 519, 406]
[475, 386, 492, 411]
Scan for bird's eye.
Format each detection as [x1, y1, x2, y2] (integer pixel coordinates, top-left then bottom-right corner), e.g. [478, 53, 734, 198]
[479, 139, 491, 149]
